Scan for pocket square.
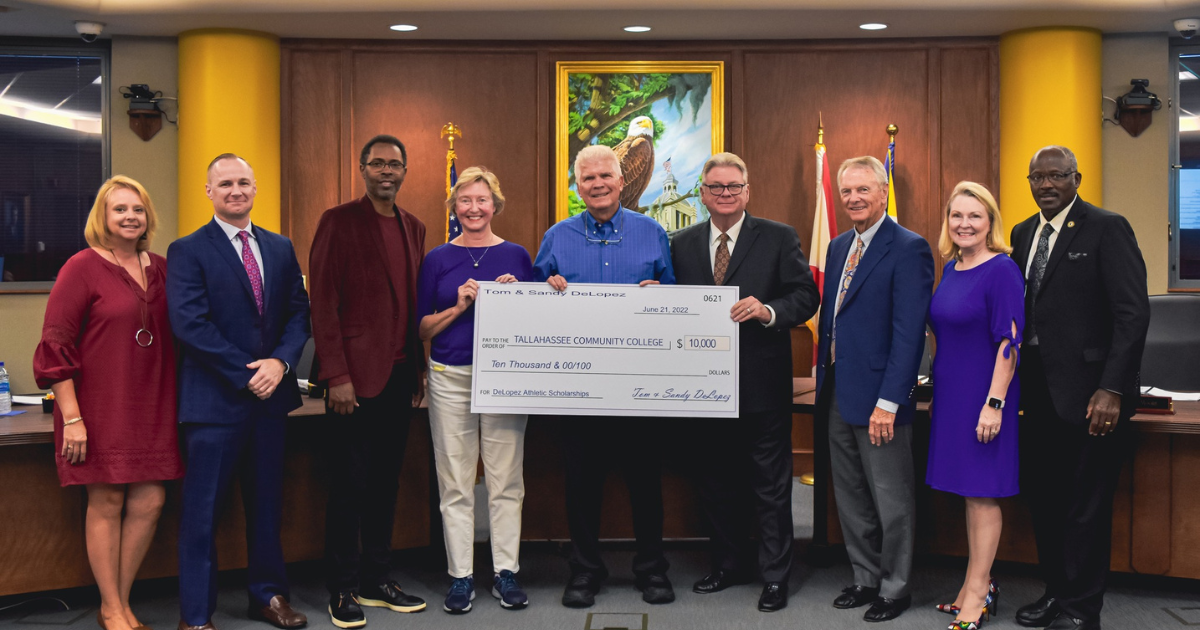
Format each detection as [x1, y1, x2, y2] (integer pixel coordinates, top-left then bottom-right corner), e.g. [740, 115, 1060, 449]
[1067, 252, 1088, 260]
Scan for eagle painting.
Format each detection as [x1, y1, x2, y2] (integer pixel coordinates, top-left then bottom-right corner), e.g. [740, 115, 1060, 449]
[612, 115, 655, 212]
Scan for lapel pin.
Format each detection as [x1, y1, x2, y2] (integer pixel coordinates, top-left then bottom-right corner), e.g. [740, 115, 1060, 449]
[1067, 221, 1075, 228]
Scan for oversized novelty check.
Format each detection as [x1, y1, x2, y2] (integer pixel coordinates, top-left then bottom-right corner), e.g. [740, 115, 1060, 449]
[471, 283, 740, 418]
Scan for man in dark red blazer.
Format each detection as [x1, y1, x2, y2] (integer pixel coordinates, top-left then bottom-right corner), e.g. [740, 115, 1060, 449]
[309, 134, 428, 628]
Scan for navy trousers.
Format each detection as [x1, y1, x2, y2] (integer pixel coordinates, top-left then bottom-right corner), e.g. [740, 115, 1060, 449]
[178, 415, 288, 625]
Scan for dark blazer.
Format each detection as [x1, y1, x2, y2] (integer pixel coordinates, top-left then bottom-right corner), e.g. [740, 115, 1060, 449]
[1010, 198, 1150, 422]
[815, 216, 934, 426]
[308, 196, 427, 399]
[671, 212, 820, 413]
[167, 219, 310, 424]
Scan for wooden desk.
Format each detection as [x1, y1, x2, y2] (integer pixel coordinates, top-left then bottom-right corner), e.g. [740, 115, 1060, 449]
[794, 377, 1200, 579]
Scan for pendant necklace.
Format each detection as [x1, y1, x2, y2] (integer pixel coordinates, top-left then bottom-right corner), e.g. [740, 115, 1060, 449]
[465, 238, 493, 268]
[110, 248, 153, 347]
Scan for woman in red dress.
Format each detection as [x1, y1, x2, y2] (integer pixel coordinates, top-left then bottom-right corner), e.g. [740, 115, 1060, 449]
[34, 175, 183, 630]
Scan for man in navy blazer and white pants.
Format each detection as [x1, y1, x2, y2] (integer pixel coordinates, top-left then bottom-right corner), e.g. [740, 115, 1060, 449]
[815, 156, 933, 623]
[168, 154, 311, 630]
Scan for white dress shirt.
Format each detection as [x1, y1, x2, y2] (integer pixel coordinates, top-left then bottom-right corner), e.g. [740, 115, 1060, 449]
[710, 211, 777, 327]
[214, 214, 265, 285]
[834, 213, 897, 414]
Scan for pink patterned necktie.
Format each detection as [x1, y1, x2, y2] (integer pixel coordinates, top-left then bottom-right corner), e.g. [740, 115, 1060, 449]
[237, 231, 264, 315]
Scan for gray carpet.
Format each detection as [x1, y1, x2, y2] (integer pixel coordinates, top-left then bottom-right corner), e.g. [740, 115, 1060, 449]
[3, 480, 1196, 629]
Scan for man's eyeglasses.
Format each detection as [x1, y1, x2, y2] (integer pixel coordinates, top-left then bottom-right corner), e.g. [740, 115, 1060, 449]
[703, 183, 747, 195]
[1026, 171, 1076, 185]
[364, 160, 406, 171]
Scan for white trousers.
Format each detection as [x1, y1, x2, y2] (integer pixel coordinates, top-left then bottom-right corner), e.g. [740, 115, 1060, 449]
[427, 362, 527, 578]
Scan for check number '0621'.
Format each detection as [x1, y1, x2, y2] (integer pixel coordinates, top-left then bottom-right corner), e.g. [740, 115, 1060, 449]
[680, 335, 730, 351]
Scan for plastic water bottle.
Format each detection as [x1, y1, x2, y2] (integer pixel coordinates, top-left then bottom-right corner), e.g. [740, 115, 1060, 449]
[0, 362, 10, 415]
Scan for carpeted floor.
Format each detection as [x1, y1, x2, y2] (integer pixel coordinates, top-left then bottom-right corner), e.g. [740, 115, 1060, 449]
[2, 481, 1196, 630]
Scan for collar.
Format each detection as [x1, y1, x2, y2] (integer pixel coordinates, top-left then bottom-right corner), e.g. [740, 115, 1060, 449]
[1036, 196, 1076, 235]
[853, 213, 888, 247]
[582, 206, 626, 231]
[710, 211, 747, 246]
[214, 214, 255, 241]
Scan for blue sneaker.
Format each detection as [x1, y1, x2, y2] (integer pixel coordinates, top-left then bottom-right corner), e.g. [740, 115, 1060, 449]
[492, 570, 529, 609]
[443, 576, 474, 614]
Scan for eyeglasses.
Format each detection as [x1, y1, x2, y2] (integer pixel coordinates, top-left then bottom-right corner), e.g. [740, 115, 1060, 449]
[583, 212, 625, 246]
[363, 160, 406, 171]
[703, 183, 747, 195]
[1026, 171, 1076, 185]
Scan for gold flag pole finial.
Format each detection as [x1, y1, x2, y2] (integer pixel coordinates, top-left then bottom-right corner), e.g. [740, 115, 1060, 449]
[887, 124, 898, 140]
[817, 112, 825, 148]
[440, 122, 462, 150]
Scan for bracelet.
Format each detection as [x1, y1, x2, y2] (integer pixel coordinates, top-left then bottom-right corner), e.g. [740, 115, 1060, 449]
[63, 416, 83, 426]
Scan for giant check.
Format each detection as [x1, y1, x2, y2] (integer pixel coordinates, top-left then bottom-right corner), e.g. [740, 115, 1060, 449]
[471, 283, 739, 418]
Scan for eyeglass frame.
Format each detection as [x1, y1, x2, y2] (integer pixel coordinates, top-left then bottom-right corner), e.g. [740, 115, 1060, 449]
[362, 159, 407, 171]
[1026, 171, 1077, 185]
[702, 183, 748, 195]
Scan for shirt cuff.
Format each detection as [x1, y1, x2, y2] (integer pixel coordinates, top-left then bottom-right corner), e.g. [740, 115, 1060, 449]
[875, 398, 900, 414]
[1103, 388, 1123, 397]
[761, 304, 777, 328]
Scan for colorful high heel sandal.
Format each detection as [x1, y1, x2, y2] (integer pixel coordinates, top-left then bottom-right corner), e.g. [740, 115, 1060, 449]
[937, 578, 998, 616]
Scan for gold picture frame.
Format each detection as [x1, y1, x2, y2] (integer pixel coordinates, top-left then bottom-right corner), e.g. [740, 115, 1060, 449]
[555, 61, 725, 229]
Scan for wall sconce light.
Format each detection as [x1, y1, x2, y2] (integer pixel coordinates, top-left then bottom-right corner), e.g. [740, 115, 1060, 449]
[1113, 79, 1162, 138]
[122, 83, 165, 141]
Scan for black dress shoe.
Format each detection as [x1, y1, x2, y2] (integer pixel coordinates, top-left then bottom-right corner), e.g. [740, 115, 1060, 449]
[863, 595, 911, 622]
[692, 570, 749, 594]
[833, 585, 880, 609]
[758, 582, 787, 612]
[561, 572, 603, 608]
[635, 572, 675, 604]
[1016, 594, 1059, 627]
[1045, 612, 1100, 630]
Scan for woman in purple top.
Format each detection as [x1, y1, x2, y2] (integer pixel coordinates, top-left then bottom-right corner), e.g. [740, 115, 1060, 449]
[927, 182, 1024, 630]
[417, 167, 534, 614]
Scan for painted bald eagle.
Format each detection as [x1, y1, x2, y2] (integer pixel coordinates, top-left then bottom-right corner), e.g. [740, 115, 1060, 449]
[612, 115, 655, 212]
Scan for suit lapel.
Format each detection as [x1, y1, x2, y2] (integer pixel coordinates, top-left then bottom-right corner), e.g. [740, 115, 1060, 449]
[722, 213, 758, 283]
[1037, 200, 1088, 295]
[691, 220, 717, 285]
[205, 220, 257, 307]
[821, 233, 852, 330]
[1011, 219, 1035, 273]
[837, 217, 893, 313]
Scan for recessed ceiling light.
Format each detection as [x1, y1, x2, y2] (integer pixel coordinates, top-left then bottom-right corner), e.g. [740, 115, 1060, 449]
[389, 24, 418, 32]
[624, 26, 652, 33]
[859, 23, 888, 30]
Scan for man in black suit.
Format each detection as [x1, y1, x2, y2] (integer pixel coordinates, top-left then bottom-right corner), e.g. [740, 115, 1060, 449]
[671, 152, 820, 612]
[1010, 146, 1149, 630]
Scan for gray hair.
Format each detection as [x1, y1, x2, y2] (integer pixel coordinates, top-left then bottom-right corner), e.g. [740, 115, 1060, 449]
[702, 152, 749, 182]
[837, 156, 888, 189]
[1030, 145, 1079, 171]
[574, 145, 622, 178]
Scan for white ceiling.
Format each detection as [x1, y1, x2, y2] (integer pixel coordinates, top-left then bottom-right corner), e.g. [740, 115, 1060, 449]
[0, 0, 1197, 40]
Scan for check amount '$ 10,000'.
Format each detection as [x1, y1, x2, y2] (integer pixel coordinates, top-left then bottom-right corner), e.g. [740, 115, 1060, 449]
[470, 282, 740, 418]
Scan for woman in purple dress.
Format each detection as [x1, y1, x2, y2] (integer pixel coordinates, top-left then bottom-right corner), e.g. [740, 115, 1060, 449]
[927, 182, 1024, 630]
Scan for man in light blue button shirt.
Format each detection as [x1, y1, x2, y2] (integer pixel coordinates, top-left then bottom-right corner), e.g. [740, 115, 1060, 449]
[534, 145, 676, 609]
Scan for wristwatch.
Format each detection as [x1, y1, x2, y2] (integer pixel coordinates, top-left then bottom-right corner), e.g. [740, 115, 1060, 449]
[987, 397, 1005, 410]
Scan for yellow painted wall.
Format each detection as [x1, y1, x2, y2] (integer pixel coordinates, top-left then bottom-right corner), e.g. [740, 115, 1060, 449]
[177, 29, 280, 234]
[1102, 34, 1170, 294]
[999, 27, 1103, 232]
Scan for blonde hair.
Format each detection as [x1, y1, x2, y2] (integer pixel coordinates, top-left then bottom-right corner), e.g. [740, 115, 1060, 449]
[938, 181, 1011, 260]
[445, 166, 506, 215]
[574, 145, 622, 178]
[84, 175, 157, 252]
[837, 156, 888, 190]
[702, 152, 749, 182]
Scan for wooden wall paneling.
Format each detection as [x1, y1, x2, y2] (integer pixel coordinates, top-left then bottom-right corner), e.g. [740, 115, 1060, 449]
[1168, 436, 1200, 578]
[284, 50, 344, 277]
[536, 50, 551, 239]
[938, 46, 1001, 238]
[348, 51, 541, 258]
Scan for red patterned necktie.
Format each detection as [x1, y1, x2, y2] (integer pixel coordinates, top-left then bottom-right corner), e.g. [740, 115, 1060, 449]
[237, 231, 264, 315]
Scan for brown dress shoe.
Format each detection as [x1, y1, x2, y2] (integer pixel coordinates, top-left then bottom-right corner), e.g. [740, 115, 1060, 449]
[177, 621, 216, 630]
[250, 595, 307, 629]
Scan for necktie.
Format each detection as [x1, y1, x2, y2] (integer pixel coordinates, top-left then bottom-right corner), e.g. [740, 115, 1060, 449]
[1026, 223, 1055, 341]
[713, 233, 731, 285]
[238, 231, 264, 315]
[831, 237, 865, 361]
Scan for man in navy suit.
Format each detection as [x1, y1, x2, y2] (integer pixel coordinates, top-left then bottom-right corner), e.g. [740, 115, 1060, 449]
[168, 154, 311, 630]
[816, 156, 933, 623]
